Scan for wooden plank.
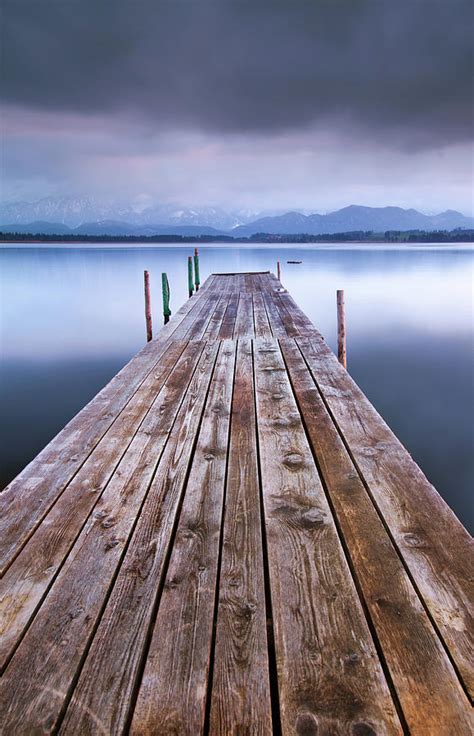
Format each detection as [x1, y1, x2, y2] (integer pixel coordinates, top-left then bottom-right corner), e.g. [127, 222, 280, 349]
[271, 296, 300, 337]
[233, 294, 255, 338]
[185, 292, 221, 340]
[252, 292, 272, 338]
[281, 337, 473, 733]
[130, 341, 236, 735]
[261, 280, 321, 340]
[58, 341, 232, 736]
[297, 335, 474, 701]
[219, 293, 239, 339]
[0, 276, 216, 576]
[0, 341, 219, 733]
[209, 338, 272, 734]
[277, 289, 322, 337]
[261, 292, 288, 339]
[0, 338, 189, 671]
[253, 338, 401, 735]
[202, 295, 231, 340]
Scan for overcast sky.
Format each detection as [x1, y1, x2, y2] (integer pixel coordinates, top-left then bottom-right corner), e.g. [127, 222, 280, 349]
[1, 0, 473, 213]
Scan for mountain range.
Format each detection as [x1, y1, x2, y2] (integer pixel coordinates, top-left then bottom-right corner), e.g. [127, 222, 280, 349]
[1, 197, 473, 237]
[0, 197, 263, 230]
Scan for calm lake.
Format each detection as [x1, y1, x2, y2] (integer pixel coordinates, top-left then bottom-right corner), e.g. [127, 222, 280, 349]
[1, 243, 473, 532]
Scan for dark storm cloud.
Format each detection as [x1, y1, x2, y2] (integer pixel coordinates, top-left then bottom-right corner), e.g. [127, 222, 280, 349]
[2, 0, 473, 148]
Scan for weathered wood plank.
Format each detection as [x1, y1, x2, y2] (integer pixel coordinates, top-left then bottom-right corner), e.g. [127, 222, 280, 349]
[0, 338, 187, 672]
[203, 294, 232, 340]
[210, 338, 272, 734]
[233, 293, 255, 338]
[130, 341, 236, 735]
[184, 292, 221, 340]
[58, 342, 230, 736]
[252, 292, 271, 338]
[253, 338, 401, 735]
[0, 276, 216, 577]
[281, 337, 473, 733]
[219, 293, 239, 339]
[297, 335, 474, 700]
[0, 341, 219, 733]
[276, 288, 322, 337]
[261, 291, 288, 338]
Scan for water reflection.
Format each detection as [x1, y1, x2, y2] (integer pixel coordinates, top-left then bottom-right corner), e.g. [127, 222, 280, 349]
[1, 244, 473, 531]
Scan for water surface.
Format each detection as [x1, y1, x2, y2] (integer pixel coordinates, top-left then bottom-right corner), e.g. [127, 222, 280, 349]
[1, 243, 473, 532]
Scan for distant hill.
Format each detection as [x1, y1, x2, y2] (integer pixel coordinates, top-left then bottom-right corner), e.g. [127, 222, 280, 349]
[1, 203, 472, 237]
[232, 206, 474, 236]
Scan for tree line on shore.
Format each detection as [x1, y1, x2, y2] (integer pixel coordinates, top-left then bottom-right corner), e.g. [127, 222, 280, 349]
[1, 229, 473, 244]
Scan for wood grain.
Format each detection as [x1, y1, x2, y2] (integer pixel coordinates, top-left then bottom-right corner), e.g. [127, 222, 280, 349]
[297, 335, 474, 701]
[0, 341, 218, 733]
[219, 293, 239, 339]
[233, 293, 255, 338]
[0, 338, 187, 671]
[252, 292, 272, 338]
[130, 340, 236, 735]
[59, 342, 229, 736]
[209, 338, 272, 734]
[253, 337, 401, 735]
[281, 337, 473, 733]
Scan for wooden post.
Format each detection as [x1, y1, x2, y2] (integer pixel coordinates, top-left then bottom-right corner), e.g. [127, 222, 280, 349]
[144, 270, 153, 342]
[188, 256, 194, 298]
[162, 272, 171, 325]
[277, 260, 281, 281]
[194, 248, 200, 291]
[337, 289, 346, 369]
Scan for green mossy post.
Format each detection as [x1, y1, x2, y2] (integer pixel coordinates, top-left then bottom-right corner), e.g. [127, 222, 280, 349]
[194, 248, 200, 291]
[162, 272, 171, 325]
[188, 256, 194, 298]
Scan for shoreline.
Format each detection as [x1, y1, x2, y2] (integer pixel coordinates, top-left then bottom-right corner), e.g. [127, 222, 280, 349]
[1, 239, 474, 249]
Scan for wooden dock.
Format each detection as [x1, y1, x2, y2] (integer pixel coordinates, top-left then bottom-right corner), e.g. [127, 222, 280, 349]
[0, 272, 472, 734]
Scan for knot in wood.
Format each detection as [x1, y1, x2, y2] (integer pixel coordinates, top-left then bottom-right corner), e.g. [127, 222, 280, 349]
[300, 508, 325, 529]
[242, 601, 257, 619]
[101, 518, 115, 529]
[104, 538, 120, 551]
[283, 452, 305, 470]
[360, 446, 378, 458]
[403, 532, 426, 548]
[345, 652, 360, 666]
[273, 413, 300, 428]
[352, 723, 377, 736]
[295, 712, 318, 735]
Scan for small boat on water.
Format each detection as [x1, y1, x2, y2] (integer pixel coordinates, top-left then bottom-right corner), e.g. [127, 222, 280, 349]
[287, 260, 302, 264]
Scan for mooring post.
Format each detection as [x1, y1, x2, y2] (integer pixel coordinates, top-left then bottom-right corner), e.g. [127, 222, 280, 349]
[337, 289, 346, 368]
[162, 272, 171, 325]
[277, 260, 281, 281]
[194, 248, 200, 291]
[188, 256, 194, 298]
[144, 270, 153, 342]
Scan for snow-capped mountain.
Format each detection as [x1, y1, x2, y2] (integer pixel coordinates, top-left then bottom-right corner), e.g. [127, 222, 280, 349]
[0, 196, 263, 230]
[1, 197, 472, 236]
